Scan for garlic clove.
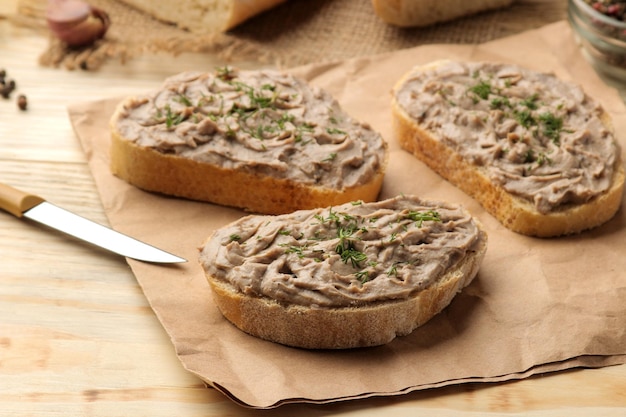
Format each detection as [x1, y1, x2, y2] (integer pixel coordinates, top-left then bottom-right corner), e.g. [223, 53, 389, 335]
[46, 0, 110, 48]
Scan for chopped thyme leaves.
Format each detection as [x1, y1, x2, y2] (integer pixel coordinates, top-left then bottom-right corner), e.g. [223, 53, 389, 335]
[535, 151, 553, 167]
[261, 83, 276, 92]
[315, 206, 341, 225]
[405, 210, 441, 227]
[523, 149, 535, 164]
[275, 113, 295, 129]
[355, 269, 370, 283]
[326, 127, 347, 135]
[314, 206, 369, 270]
[281, 243, 308, 258]
[467, 79, 493, 101]
[175, 93, 193, 107]
[163, 105, 185, 128]
[538, 112, 564, 144]
[513, 109, 536, 129]
[490, 96, 511, 109]
[387, 261, 404, 277]
[322, 152, 337, 162]
[520, 93, 539, 110]
[216, 66, 236, 80]
[339, 247, 367, 268]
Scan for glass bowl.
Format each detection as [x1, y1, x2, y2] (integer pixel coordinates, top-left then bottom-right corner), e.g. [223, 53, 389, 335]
[568, 0, 626, 83]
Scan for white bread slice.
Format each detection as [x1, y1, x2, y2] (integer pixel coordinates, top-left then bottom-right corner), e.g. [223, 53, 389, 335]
[371, 0, 514, 28]
[199, 195, 488, 349]
[116, 0, 288, 33]
[110, 68, 388, 215]
[392, 60, 625, 237]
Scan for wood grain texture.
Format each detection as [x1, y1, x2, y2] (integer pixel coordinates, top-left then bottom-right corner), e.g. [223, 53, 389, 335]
[1, 6, 626, 416]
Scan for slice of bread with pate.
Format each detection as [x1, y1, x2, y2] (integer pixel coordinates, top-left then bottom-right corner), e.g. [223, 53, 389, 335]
[392, 60, 624, 237]
[199, 195, 487, 349]
[110, 67, 388, 214]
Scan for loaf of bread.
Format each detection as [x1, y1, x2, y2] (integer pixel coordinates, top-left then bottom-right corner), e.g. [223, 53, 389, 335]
[392, 60, 625, 237]
[199, 195, 488, 349]
[371, 0, 514, 28]
[117, 0, 287, 33]
[109, 67, 388, 214]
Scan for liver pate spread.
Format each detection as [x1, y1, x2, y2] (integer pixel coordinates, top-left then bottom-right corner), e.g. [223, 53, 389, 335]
[395, 61, 621, 214]
[200, 195, 485, 308]
[113, 67, 387, 189]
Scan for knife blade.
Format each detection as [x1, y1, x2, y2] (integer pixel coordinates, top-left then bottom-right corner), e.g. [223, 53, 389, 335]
[0, 182, 186, 264]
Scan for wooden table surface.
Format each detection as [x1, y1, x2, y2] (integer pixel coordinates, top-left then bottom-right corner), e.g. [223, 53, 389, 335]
[2, 4, 626, 416]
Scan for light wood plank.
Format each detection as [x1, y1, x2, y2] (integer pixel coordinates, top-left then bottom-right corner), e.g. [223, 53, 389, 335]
[2, 6, 626, 416]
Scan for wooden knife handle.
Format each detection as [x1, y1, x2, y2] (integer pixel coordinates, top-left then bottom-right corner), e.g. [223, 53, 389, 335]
[0, 183, 45, 218]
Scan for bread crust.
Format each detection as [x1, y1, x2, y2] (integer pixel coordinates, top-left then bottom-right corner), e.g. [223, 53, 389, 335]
[200, 195, 488, 349]
[391, 61, 625, 237]
[110, 129, 386, 215]
[204, 221, 487, 349]
[109, 68, 388, 214]
[117, 0, 287, 33]
[371, 0, 514, 28]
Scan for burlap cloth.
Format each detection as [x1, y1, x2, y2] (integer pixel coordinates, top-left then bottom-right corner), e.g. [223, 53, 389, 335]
[10, 0, 567, 70]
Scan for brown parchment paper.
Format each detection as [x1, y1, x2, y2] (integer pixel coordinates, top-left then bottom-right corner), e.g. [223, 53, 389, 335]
[68, 21, 626, 409]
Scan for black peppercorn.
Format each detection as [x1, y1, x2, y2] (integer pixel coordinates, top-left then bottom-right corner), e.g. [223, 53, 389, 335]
[1, 79, 15, 99]
[17, 94, 27, 111]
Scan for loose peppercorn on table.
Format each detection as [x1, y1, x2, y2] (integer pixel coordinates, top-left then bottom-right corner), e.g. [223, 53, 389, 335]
[3, 0, 626, 415]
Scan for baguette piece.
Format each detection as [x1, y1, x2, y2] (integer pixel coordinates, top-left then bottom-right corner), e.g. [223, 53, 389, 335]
[110, 67, 388, 215]
[392, 60, 625, 237]
[371, 0, 514, 28]
[199, 195, 487, 349]
[117, 0, 287, 33]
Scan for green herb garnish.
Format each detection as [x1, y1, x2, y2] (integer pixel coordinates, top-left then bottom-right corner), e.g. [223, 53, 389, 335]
[175, 93, 193, 107]
[160, 105, 186, 128]
[326, 127, 347, 135]
[405, 210, 441, 227]
[322, 153, 337, 162]
[468, 79, 493, 101]
[513, 109, 536, 129]
[520, 93, 539, 110]
[538, 112, 564, 144]
[355, 269, 370, 283]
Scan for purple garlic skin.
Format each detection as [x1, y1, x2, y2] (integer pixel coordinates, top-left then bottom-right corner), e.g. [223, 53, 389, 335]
[46, 0, 110, 47]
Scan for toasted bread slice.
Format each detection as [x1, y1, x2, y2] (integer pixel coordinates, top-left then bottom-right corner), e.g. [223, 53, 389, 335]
[392, 60, 624, 237]
[110, 68, 388, 214]
[199, 195, 487, 349]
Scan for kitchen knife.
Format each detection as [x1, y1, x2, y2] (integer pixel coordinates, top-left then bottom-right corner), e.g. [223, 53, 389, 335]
[0, 182, 186, 264]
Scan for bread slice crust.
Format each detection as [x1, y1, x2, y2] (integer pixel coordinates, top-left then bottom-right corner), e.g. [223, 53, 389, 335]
[205, 235, 486, 349]
[392, 61, 625, 237]
[200, 196, 488, 349]
[109, 69, 388, 215]
[110, 130, 386, 215]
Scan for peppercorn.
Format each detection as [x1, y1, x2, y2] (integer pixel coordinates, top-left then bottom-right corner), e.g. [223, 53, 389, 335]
[17, 94, 27, 111]
[1, 79, 15, 99]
